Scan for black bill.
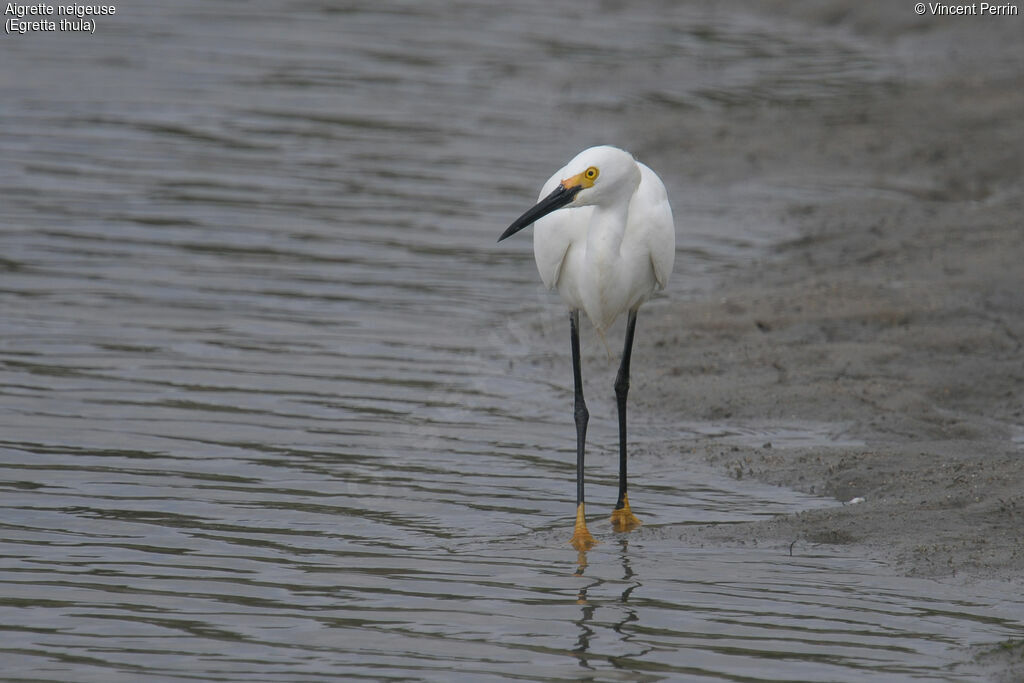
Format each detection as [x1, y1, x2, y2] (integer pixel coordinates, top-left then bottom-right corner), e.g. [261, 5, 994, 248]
[497, 183, 581, 242]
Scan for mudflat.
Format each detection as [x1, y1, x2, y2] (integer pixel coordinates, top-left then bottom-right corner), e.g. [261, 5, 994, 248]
[634, 2, 1023, 585]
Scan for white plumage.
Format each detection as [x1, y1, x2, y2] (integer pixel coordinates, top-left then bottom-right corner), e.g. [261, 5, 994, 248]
[498, 145, 675, 550]
[532, 146, 674, 335]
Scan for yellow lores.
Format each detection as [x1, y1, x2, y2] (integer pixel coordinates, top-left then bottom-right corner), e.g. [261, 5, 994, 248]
[498, 146, 675, 552]
[560, 165, 600, 193]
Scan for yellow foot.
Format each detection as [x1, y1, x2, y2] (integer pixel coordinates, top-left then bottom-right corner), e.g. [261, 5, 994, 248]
[569, 503, 598, 551]
[610, 494, 642, 532]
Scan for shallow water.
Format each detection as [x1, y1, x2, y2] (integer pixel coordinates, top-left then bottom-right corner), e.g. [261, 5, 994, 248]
[2, 1, 1022, 680]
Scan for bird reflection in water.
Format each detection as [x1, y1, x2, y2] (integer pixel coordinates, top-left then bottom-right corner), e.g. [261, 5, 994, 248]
[571, 538, 644, 669]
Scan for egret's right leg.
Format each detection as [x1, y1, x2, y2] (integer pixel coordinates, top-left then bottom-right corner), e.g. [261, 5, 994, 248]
[569, 309, 596, 551]
[611, 309, 642, 532]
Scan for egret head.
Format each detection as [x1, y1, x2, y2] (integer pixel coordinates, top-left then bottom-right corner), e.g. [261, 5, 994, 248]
[498, 145, 640, 242]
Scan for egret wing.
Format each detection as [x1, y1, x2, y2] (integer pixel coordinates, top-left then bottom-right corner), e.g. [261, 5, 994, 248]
[631, 162, 675, 290]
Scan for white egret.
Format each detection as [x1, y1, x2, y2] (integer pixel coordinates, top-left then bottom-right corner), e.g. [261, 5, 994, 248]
[498, 145, 674, 551]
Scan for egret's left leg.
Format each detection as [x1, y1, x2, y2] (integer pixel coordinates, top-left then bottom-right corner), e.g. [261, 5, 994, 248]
[568, 310, 597, 551]
[611, 309, 642, 532]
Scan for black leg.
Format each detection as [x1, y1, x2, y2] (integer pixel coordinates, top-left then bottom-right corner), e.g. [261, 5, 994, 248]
[611, 310, 641, 531]
[569, 309, 596, 550]
[614, 309, 637, 509]
[570, 309, 589, 507]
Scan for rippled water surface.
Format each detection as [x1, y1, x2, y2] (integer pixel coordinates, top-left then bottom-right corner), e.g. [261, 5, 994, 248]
[2, 2, 1022, 680]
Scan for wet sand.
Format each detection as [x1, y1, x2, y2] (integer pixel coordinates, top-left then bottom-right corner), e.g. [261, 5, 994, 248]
[631, 7, 1024, 673]
[636, 6, 1023, 586]
[516, 5, 1024, 674]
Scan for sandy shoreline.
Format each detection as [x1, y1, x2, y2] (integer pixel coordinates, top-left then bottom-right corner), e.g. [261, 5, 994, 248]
[634, 3, 1023, 589]
[626, 9, 1023, 673]
[517, 6, 1023, 674]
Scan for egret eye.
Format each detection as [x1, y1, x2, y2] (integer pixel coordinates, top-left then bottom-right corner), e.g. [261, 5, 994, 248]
[585, 167, 599, 180]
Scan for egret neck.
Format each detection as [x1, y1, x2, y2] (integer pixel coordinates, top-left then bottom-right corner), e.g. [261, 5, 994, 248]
[584, 198, 633, 336]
